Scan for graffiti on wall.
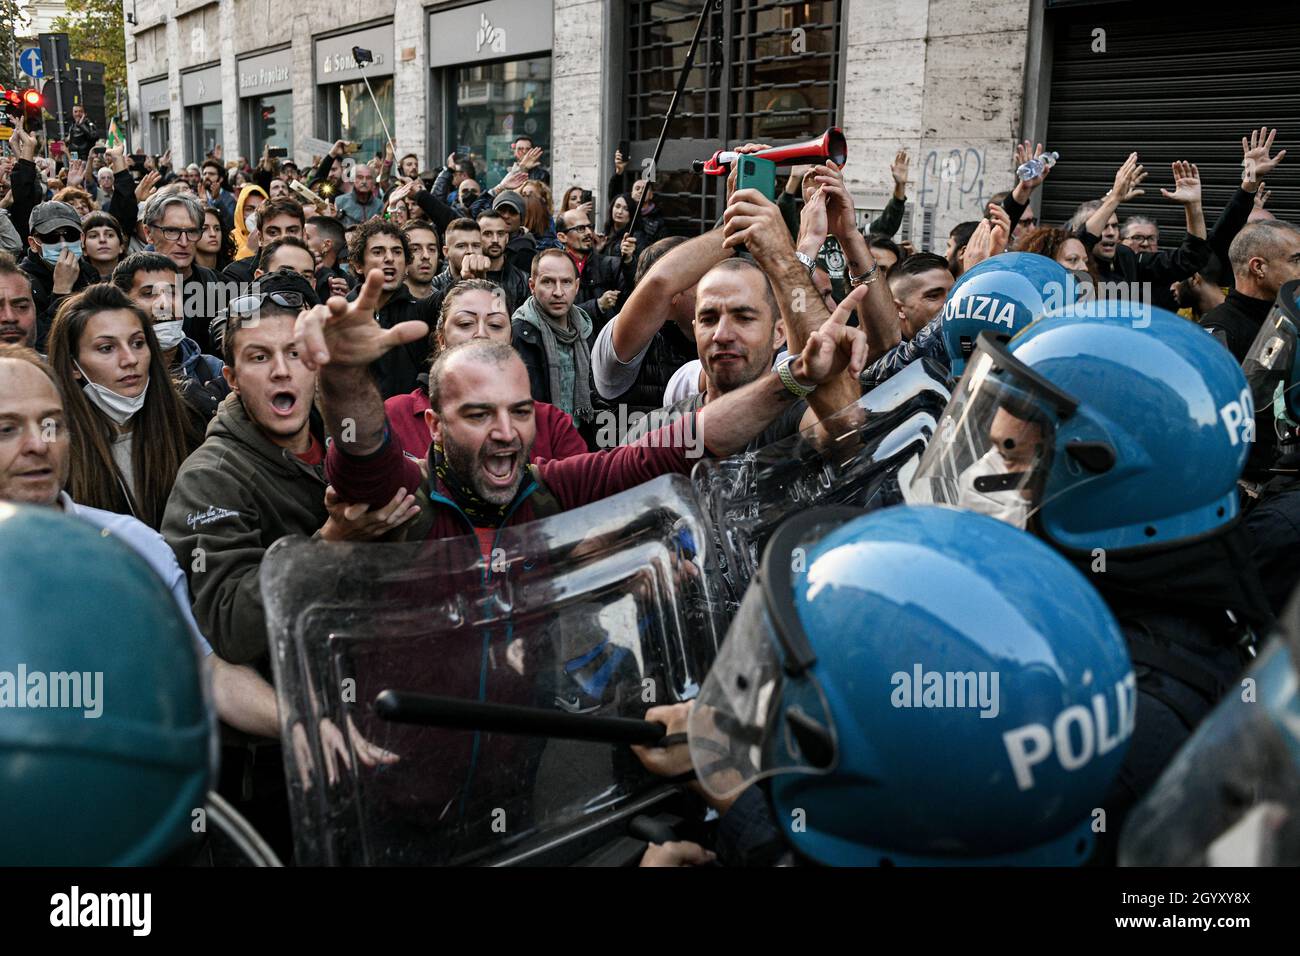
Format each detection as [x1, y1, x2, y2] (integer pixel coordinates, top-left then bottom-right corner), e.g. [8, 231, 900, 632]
[918, 147, 991, 216]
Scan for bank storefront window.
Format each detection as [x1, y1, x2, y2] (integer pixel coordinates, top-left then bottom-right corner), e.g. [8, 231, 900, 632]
[450, 56, 551, 188]
[189, 103, 222, 161]
[337, 77, 394, 162]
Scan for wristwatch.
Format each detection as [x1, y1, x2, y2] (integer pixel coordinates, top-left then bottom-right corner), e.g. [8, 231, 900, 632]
[776, 354, 817, 399]
[795, 250, 817, 279]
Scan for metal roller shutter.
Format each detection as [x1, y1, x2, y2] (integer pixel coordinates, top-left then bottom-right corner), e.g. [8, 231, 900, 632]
[1041, 2, 1300, 251]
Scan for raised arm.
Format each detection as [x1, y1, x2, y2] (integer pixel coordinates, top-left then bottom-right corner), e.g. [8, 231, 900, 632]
[1083, 153, 1147, 240]
[609, 226, 732, 361]
[697, 293, 869, 457]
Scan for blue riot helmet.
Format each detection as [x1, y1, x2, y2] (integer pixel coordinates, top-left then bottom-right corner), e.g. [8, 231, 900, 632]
[1119, 593, 1300, 865]
[1242, 278, 1300, 443]
[907, 302, 1254, 553]
[688, 504, 1135, 866]
[0, 504, 213, 864]
[941, 252, 1075, 378]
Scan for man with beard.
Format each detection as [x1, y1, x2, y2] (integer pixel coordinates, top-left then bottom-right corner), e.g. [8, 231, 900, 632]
[296, 267, 869, 552]
[305, 215, 353, 304]
[335, 162, 384, 227]
[403, 221, 441, 301]
[619, 183, 884, 450]
[556, 207, 635, 335]
[141, 188, 226, 353]
[511, 249, 595, 430]
[1069, 154, 1210, 307]
[426, 218, 488, 317]
[346, 219, 440, 397]
[475, 210, 529, 314]
[0, 253, 37, 350]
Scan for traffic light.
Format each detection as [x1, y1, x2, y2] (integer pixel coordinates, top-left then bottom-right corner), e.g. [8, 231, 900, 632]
[0, 88, 20, 122]
[259, 105, 276, 142]
[22, 88, 42, 130]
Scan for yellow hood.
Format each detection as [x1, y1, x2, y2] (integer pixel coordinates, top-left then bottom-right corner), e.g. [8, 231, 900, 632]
[232, 183, 269, 259]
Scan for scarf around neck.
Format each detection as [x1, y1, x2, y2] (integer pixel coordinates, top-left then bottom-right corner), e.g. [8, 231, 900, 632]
[430, 440, 532, 528]
[514, 297, 594, 422]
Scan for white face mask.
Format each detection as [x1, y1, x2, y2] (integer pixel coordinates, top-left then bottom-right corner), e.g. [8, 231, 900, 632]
[74, 361, 149, 426]
[245, 211, 257, 233]
[957, 448, 1031, 529]
[153, 319, 186, 350]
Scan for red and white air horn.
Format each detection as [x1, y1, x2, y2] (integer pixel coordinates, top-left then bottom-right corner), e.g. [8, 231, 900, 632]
[692, 127, 848, 176]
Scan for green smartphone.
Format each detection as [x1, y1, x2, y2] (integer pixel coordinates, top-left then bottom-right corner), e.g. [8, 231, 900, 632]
[736, 154, 776, 201]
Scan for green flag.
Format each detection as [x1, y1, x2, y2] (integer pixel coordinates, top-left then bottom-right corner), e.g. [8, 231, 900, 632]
[106, 118, 123, 149]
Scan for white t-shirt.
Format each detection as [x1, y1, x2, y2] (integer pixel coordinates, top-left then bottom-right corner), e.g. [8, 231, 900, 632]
[58, 492, 212, 657]
[662, 360, 704, 406]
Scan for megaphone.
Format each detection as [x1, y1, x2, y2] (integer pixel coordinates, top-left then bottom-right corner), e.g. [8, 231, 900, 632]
[693, 127, 848, 176]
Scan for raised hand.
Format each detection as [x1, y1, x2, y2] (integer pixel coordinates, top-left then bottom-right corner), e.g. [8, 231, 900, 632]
[796, 285, 872, 385]
[1255, 183, 1271, 209]
[66, 158, 86, 189]
[722, 186, 794, 269]
[295, 268, 428, 370]
[890, 148, 910, 197]
[619, 234, 638, 262]
[498, 168, 528, 192]
[808, 161, 859, 241]
[134, 169, 161, 203]
[1109, 152, 1147, 203]
[459, 253, 491, 279]
[798, 184, 829, 253]
[1242, 127, 1287, 186]
[724, 143, 774, 201]
[1160, 160, 1202, 205]
[1014, 140, 1054, 192]
[519, 146, 543, 171]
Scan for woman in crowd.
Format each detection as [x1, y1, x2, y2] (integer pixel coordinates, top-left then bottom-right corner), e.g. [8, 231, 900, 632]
[1013, 225, 1098, 281]
[521, 180, 559, 250]
[195, 206, 235, 272]
[54, 187, 95, 217]
[558, 186, 587, 216]
[600, 192, 632, 254]
[81, 211, 127, 281]
[230, 183, 269, 261]
[45, 284, 202, 529]
[384, 278, 587, 463]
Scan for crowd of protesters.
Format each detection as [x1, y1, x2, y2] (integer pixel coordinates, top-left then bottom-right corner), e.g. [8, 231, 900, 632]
[3, 107, 1298, 867]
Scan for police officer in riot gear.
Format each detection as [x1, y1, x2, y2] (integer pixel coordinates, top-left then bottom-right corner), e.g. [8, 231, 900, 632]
[906, 301, 1273, 857]
[633, 505, 1135, 866]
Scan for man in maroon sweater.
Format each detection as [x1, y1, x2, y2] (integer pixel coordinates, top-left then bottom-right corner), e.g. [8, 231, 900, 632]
[295, 269, 870, 551]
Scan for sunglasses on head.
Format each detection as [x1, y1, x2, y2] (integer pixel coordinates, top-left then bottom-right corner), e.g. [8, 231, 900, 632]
[228, 290, 306, 316]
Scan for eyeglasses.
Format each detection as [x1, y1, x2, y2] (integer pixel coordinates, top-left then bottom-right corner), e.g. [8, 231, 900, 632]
[1126, 234, 1159, 247]
[38, 228, 82, 243]
[565, 224, 593, 234]
[154, 226, 204, 242]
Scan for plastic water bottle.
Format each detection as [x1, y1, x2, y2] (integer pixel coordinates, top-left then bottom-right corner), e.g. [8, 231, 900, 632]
[1017, 151, 1059, 181]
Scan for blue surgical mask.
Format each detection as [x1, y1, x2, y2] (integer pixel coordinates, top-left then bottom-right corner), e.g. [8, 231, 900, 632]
[40, 241, 82, 265]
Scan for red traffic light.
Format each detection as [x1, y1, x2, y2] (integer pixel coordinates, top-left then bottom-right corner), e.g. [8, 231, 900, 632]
[22, 89, 41, 107]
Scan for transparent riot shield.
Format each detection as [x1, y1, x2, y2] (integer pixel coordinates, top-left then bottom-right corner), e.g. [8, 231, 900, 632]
[1118, 626, 1300, 866]
[262, 474, 725, 865]
[692, 358, 951, 607]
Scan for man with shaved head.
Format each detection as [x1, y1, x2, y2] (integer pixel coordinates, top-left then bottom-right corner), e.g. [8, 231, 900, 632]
[1201, 220, 1300, 360]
